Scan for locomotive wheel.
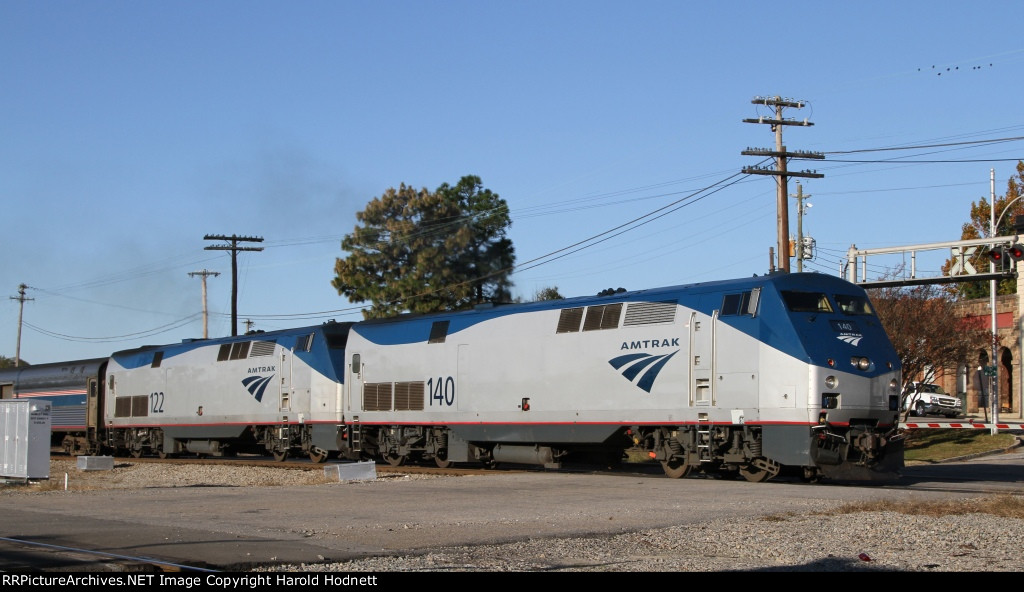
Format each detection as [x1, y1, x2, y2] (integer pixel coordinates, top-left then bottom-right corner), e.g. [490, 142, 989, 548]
[309, 448, 329, 464]
[660, 458, 692, 479]
[738, 464, 771, 483]
[130, 449, 143, 459]
[272, 449, 289, 462]
[157, 451, 173, 460]
[434, 450, 453, 469]
[384, 453, 406, 467]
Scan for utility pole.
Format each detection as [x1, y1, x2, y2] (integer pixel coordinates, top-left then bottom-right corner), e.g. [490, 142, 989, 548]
[9, 284, 33, 367]
[793, 182, 811, 273]
[188, 269, 220, 339]
[203, 234, 263, 337]
[244, 319, 255, 334]
[742, 96, 824, 273]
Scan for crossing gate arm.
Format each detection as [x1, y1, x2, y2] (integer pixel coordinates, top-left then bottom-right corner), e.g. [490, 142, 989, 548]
[899, 422, 1018, 430]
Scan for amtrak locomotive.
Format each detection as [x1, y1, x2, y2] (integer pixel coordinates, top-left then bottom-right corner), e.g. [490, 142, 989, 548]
[0, 273, 904, 482]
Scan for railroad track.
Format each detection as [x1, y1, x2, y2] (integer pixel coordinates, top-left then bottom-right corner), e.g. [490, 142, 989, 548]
[51, 449, 669, 479]
[0, 536, 217, 573]
[51, 450, 510, 477]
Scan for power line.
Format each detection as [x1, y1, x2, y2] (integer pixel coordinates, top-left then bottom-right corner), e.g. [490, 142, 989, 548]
[825, 135, 1024, 155]
[23, 313, 202, 343]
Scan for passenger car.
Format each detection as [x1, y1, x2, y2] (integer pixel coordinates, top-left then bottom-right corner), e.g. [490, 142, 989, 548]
[902, 382, 963, 418]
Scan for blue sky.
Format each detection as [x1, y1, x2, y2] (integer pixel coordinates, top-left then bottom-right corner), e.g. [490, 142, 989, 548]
[3, 1, 1024, 363]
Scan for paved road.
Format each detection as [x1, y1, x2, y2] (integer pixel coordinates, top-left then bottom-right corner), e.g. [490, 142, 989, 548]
[2, 451, 1022, 572]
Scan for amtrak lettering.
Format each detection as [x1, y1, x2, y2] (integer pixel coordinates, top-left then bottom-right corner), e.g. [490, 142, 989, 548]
[248, 366, 276, 373]
[620, 338, 680, 350]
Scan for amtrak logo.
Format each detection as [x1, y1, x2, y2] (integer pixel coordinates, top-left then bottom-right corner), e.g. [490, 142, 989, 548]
[830, 320, 862, 347]
[241, 375, 274, 402]
[837, 334, 863, 346]
[609, 351, 679, 393]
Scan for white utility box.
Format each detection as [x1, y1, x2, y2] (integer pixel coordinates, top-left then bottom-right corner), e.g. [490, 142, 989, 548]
[77, 456, 114, 471]
[0, 399, 52, 480]
[324, 460, 377, 482]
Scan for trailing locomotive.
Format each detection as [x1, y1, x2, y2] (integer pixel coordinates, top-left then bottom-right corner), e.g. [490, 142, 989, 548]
[0, 272, 904, 482]
[0, 323, 354, 462]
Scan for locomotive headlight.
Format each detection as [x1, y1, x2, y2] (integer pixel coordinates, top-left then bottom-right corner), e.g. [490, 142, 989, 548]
[851, 356, 870, 371]
[888, 379, 899, 394]
[824, 375, 838, 389]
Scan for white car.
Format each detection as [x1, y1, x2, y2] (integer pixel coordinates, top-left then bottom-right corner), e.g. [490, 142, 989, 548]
[902, 383, 964, 418]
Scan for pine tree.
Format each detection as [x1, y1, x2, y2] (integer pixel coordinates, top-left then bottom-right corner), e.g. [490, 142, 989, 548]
[333, 176, 515, 318]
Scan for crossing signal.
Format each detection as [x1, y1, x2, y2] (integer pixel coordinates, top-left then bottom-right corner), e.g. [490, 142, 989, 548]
[988, 243, 1024, 265]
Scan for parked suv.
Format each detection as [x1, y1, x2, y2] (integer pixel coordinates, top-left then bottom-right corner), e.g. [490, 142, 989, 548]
[902, 382, 964, 418]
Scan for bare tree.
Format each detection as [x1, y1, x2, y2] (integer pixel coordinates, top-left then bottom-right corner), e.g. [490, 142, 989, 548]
[867, 279, 991, 421]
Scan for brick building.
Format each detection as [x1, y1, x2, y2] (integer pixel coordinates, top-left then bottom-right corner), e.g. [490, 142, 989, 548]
[929, 275, 1023, 420]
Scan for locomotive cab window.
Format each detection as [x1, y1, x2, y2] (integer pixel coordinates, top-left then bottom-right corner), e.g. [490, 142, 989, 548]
[781, 291, 833, 313]
[295, 333, 314, 352]
[834, 294, 874, 316]
[428, 321, 450, 344]
[720, 291, 759, 316]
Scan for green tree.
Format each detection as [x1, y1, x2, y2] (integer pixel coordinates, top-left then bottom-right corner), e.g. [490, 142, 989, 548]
[533, 286, 564, 301]
[333, 175, 515, 319]
[943, 161, 1024, 299]
[0, 355, 27, 368]
[868, 277, 990, 420]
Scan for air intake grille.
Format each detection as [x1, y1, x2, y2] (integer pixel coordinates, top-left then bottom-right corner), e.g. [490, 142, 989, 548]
[363, 383, 393, 411]
[556, 307, 584, 333]
[624, 301, 678, 326]
[249, 341, 277, 357]
[583, 303, 623, 331]
[394, 381, 425, 411]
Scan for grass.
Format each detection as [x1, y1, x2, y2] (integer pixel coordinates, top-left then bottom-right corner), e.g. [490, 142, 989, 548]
[830, 495, 1024, 519]
[902, 429, 1017, 463]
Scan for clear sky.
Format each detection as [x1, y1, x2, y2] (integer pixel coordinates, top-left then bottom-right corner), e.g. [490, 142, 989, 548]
[3, 1, 1024, 364]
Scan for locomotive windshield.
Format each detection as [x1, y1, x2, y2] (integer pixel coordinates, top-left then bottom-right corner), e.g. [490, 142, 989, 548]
[781, 291, 833, 313]
[834, 294, 874, 316]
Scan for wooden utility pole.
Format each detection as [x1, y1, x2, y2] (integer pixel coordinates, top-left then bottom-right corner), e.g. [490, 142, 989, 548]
[741, 96, 824, 273]
[188, 269, 220, 338]
[9, 284, 32, 367]
[793, 182, 810, 273]
[203, 235, 263, 336]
